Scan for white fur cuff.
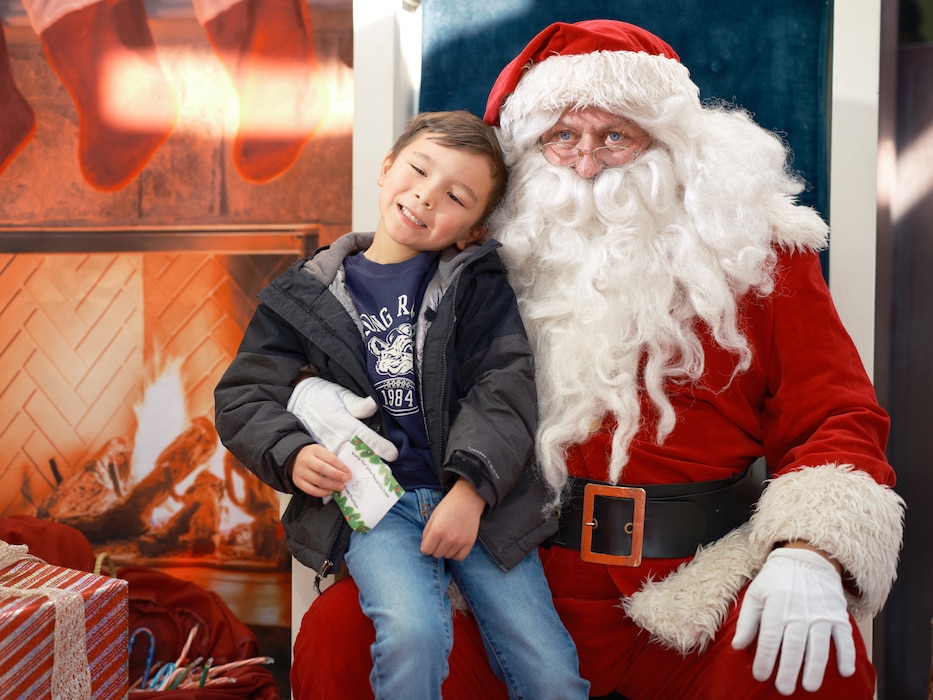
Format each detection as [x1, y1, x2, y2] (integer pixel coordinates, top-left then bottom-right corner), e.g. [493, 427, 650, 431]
[621, 464, 904, 653]
[748, 463, 905, 620]
[621, 523, 760, 654]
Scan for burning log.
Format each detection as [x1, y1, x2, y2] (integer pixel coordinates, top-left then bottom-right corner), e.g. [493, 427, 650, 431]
[36, 437, 133, 539]
[36, 417, 217, 542]
[34, 414, 285, 564]
[124, 416, 218, 524]
[138, 470, 225, 557]
[224, 451, 280, 517]
[223, 452, 287, 561]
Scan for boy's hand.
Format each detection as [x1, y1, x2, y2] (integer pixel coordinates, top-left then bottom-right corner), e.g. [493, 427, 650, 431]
[290, 444, 352, 498]
[421, 479, 486, 561]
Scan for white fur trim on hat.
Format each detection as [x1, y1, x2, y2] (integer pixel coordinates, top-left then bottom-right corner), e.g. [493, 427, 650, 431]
[499, 50, 699, 134]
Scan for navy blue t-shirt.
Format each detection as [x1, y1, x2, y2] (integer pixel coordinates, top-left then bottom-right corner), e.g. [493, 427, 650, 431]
[343, 251, 440, 491]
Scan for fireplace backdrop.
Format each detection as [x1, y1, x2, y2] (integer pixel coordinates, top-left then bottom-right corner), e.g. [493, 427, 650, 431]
[1, 234, 315, 570]
[0, 4, 353, 677]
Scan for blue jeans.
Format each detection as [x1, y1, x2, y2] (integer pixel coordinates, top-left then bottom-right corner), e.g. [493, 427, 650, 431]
[345, 488, 590, 700]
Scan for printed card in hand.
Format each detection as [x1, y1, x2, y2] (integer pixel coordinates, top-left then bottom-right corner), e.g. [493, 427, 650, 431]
[332, 435, 404, 532]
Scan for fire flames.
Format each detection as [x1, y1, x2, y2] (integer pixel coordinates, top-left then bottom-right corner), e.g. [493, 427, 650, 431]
[36, 362, 286, 568]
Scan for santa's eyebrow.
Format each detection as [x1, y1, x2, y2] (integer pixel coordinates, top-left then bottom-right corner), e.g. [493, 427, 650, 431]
[551, 113, 636, 132]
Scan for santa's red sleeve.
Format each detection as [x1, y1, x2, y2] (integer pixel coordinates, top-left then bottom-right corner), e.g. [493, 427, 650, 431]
[192, 0, 329, 184]
[20, 0, 177, 191]
[746, 249, 903, 619]
[623, 248, 905, 653]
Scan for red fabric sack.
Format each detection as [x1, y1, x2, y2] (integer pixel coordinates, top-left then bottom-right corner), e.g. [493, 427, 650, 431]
[120, 566, 279, 699]
[0, 514, 97, 573]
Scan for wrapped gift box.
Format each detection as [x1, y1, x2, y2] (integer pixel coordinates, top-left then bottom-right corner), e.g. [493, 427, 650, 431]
[0, 555, 128, 699]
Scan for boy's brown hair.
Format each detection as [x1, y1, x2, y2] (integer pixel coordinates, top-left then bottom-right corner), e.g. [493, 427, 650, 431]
[389, 110, 508, 222]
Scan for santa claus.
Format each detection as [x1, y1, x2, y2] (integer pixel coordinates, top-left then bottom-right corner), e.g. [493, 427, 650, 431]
[289, 19, 905, 699]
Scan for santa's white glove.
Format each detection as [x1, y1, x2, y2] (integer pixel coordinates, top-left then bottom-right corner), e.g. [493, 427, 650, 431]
[732, 547, 855, 696]
[286, 377, 399, 462]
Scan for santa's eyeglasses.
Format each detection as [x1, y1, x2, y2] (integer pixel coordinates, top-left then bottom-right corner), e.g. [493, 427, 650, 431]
[540, 140, 648, 169]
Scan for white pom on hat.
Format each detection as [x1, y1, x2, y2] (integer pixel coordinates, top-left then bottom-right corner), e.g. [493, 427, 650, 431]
[484, 19, 698, 128]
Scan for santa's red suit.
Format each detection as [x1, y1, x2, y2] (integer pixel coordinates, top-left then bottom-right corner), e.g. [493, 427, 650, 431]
[291, 20, 904, 700]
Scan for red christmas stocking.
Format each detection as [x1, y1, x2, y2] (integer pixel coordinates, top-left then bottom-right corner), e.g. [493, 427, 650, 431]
[194, 0, 329, 184]
[0, 23, 37, 176]
[22, 0, 177, 191]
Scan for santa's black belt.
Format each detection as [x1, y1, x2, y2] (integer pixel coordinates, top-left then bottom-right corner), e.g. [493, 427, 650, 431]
[549, 458, 767, 566]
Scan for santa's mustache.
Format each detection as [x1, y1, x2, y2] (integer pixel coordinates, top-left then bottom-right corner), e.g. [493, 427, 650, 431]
[504, 146, 677, 239]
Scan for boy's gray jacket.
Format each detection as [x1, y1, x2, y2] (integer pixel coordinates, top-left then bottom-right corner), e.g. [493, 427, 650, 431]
[214, 232, 555, 577]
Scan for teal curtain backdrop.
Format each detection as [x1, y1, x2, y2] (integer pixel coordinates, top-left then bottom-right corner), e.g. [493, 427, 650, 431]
[419, 0, 832, 245]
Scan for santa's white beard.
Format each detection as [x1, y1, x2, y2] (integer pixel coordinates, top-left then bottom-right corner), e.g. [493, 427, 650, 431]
[489, 149, 776, 497]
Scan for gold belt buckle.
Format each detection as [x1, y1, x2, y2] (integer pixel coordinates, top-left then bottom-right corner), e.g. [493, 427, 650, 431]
[580, 484, 646, 566]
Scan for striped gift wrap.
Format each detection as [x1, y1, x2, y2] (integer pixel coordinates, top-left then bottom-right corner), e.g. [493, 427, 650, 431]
[0, 558, 128, 699]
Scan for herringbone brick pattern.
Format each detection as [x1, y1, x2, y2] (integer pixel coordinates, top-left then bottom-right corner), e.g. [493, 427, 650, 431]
[0, 251, 294, 522]
[0, 253, 145, 516]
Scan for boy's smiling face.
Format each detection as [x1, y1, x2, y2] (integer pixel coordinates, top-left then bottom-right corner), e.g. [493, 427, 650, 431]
[368, 134, 493, 263]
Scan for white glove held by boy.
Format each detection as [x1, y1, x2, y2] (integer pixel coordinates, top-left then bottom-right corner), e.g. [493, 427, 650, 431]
[732, 547, 855, 696]
[287, 376, 399, 462]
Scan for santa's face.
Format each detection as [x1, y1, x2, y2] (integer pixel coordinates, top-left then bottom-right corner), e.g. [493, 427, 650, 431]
[539, 106, 653, 179]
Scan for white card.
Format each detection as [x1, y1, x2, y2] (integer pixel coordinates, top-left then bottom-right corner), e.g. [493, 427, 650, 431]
[331, 435, 404, 532]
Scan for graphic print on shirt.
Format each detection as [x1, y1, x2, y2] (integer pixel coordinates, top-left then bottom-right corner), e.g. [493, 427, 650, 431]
[360, 295, 418, 417]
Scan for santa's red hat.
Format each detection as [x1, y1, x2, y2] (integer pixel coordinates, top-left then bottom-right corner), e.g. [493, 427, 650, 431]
[484, 19, 696, 128]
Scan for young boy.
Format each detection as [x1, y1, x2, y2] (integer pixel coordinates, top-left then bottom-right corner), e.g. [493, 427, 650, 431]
[214, 111, 589, 699]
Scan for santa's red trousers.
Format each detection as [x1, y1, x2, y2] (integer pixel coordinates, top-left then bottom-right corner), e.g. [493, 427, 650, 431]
[292, 547, 876, 700]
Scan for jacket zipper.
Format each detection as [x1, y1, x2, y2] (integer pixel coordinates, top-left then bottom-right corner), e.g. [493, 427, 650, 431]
[313, 560, 333, 595]
[432, 280, 456, 474]
[314, 511, 347, 594]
